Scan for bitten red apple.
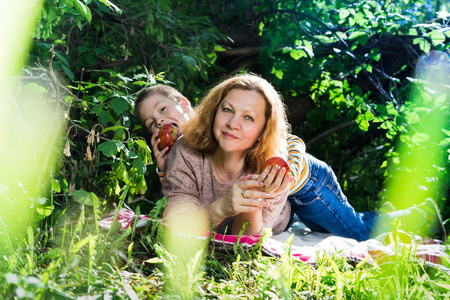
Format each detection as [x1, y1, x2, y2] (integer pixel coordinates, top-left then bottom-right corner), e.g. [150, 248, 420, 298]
[157, 124, 181, 151]
[262, 156, 290, 177]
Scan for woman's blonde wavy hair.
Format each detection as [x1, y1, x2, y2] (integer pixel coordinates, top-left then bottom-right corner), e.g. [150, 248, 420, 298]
[183, 73, 290, 174]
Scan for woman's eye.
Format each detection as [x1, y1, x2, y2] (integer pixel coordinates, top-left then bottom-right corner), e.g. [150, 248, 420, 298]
[160, 107, 166, 113]
[244, 115, 254, 121]
[223, 107, 232, 113]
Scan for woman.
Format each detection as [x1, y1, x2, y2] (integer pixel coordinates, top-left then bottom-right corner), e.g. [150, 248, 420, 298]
[162, 74, 293, 236]
[161, 73, 446, 241]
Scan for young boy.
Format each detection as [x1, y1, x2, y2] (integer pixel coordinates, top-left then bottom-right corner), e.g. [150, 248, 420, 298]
[134, 84, 309, 197]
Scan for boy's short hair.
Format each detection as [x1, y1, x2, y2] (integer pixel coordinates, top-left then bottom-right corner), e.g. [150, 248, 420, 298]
[134, 85, 185, 125]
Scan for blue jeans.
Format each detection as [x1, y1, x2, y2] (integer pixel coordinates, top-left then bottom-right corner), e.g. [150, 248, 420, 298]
[289, 154, 378, 242]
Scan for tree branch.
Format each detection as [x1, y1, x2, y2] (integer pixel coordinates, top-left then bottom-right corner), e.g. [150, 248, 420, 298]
[306, 120, 356, 147]
[219, 46, 261, 56]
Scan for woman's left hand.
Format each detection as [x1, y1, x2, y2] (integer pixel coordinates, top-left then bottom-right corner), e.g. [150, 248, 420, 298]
[249, 166, 294, 198]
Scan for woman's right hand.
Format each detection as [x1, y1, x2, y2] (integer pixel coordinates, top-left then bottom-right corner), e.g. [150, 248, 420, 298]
[151, 133, 169, 172]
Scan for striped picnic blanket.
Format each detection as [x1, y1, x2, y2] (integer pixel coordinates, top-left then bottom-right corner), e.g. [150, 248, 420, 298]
[99, 208, 449, 271]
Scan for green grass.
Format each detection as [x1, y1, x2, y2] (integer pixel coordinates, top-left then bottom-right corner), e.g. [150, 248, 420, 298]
[1, 213, 449, 299]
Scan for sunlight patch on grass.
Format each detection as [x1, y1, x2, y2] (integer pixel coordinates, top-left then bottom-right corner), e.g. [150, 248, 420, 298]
[161, 211, 209, 298]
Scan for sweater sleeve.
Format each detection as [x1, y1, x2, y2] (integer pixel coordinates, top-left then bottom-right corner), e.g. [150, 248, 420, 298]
[156, 167, 165, 183]
[162, 138, 202, 219]
[287, 134, 307, 195]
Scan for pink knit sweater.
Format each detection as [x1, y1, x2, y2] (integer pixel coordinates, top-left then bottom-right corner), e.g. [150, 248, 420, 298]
[162, 137, 291, 235]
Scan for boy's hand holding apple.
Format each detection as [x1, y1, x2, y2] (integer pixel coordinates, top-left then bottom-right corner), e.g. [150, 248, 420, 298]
[151, 124, 181, 172]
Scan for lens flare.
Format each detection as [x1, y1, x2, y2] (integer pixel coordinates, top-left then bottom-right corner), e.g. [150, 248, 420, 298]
[0, 0, 64, 252]
[379, 50, 449, 236]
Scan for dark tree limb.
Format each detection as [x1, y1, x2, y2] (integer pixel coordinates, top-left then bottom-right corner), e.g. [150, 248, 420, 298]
[306, 120, 356, 148]
[219, 47, 261, 56]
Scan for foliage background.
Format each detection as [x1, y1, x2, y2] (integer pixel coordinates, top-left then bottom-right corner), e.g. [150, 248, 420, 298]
[1, 0, 449, 297]
[30, 0, 449, 215]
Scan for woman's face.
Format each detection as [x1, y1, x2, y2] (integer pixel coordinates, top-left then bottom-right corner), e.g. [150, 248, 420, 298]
[213, 88, 267, 155]
[138, 94, 190, 135]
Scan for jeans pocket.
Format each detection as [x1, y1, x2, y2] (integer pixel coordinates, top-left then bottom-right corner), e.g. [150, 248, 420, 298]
[325, 173, 346, 204]
[288, 191, 320, 206]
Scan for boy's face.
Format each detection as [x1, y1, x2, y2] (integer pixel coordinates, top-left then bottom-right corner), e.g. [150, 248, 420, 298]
[138, 94, 192, 135]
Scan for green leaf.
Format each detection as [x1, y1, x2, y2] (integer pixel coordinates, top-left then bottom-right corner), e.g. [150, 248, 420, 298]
[116, 74, 132, 83]
[214, 45, 226, 52]
[113, 128, 126, 141]
[72, 190, 97, 206]
[136, 139, 149, 150]
[405, 112, 419, 124]
[412, 133, 429, 143]
[443, 129, 450, 137]
[428, 30, 446, 46]
[339, 8, 350, 19]
[70, 235, 98, 254]
[364, 111, 374, 121]
[126, 150, 138, 160]
[149, 197, 168, 218]
[174, 36, 182, 46]
[444, 28, 450, 38]
[408, 28, 418, 36]
[61, 64, 75, 81]
[289, 50, 304, 60]
[200, 68, 209, 81]
[348, 31, 368, 43]
[272, 68, 283, 80]
[136, 139, 152, 164]
[23, 83, 47, 94]
[74, 0, 92, 23]
[111, 97, 129, 115]
[133, 158, 146, 175]
[36, 207, 53, 217]
[356, 114, 370, 132]
[99, 110, 110, 127]
[434, 94, 447, 106]
[182, 55, 197, 69]
[159, 0, 172, 11]
[97, 141, 119, 157]
[414, 38, 431, 53]
[102, 125, 126, 134]
[52, 179, 61, 193]
[98, 0, 122, 13]
[442, 253, 450, 269]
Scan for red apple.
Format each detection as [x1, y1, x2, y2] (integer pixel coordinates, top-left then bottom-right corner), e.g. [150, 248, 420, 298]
[157, 124, 181, 151]
[262, 156, 290, 177]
